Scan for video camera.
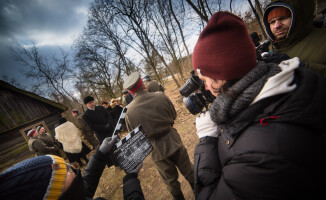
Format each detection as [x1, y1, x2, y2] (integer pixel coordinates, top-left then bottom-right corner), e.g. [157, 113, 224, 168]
[179, 70, 215, 115]
[250, 32, 271, 60]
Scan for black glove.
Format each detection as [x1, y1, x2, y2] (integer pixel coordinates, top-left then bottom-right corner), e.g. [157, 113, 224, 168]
[105, 123, 112, 130]
[262, 52, 290, 64]
[99, 135, 119, 154]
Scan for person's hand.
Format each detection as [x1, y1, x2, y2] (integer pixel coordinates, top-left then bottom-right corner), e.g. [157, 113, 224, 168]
[262, 52, 290, 64]
[99, 135, 119, 154]
[129, 162, 143, 174]
[195, 111, 218, 138]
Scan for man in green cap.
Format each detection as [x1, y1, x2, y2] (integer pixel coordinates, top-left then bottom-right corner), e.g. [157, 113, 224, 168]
[123, 72, 194, 200]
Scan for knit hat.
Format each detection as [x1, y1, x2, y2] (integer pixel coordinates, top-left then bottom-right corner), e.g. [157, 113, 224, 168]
[0, 155, 67, 200]
[27, 129, 37, 137]
[83, 96, 94, 105]
[267, 7, 291, 22]
[192, 11, 256, 81]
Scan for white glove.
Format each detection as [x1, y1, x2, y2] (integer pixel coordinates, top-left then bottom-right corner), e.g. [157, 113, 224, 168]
[195, 111, 218, 138]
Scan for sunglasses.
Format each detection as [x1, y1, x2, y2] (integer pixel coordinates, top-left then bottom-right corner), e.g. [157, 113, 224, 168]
[65, 163, 77, 174]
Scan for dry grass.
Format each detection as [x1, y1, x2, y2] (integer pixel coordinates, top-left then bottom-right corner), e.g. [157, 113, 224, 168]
[92, 77, 198, 200]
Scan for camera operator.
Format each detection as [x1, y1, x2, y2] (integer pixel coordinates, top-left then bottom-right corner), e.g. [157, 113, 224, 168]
[191, 11, 325, 199]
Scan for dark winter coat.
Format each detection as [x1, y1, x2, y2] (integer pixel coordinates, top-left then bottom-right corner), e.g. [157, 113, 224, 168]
[82, 106, 114, 143]
[263, 0, 326, 76]
[194, 64, 326, 199]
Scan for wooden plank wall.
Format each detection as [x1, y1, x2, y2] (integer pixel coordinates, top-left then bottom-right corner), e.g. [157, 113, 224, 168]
[0, 112, 62, 172]
[0, 87, 59, 132]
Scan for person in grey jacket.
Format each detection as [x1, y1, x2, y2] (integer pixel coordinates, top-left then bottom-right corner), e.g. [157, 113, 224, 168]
[191, 11, 325, 200]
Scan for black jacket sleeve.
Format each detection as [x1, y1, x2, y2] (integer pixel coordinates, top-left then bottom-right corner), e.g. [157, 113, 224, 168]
[82, 150, 145, 200]
[83, 150, 109, 199]
[194, 136, 222, 199]
[123, 173, 145, 200]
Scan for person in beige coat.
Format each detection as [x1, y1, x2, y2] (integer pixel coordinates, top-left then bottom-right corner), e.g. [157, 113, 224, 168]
[55, 117, 91, 167]
[124, 72, 194, 200]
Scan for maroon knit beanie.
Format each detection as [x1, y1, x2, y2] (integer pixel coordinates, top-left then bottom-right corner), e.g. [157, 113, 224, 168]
[192, 11, 256, 80]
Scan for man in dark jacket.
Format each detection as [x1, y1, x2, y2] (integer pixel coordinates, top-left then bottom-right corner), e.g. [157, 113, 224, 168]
[262, 0, 326, 76]
[191, 11, 325, 199]
[0, 136, 145, 200]
[124, 72, 194, 200]
[82, 96, 115, 144]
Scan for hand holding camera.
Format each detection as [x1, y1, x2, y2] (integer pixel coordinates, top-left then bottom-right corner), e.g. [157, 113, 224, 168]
[196, 111, 218, 138]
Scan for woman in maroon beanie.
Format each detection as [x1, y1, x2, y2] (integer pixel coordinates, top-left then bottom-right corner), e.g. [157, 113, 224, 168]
[192, 11, 325, 200]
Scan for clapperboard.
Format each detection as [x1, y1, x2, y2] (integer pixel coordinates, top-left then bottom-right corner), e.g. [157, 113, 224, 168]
[111, 108, 153, 173]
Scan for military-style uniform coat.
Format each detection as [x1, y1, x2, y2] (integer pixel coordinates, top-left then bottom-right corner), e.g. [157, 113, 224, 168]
[125, 90, 183, 161]
[28, 138, 54, 155]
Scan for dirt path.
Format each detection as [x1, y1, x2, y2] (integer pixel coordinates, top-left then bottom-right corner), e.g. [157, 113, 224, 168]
[93, 78, 198, 200]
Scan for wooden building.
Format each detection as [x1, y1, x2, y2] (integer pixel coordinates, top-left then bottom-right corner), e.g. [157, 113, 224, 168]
[0, 80, 68, 172]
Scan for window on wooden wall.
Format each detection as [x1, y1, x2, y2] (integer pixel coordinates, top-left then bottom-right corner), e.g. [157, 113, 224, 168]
[20, 121, 50, 142]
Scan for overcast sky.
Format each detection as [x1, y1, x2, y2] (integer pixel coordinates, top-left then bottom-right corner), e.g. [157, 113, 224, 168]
[0, 0, 92, 86]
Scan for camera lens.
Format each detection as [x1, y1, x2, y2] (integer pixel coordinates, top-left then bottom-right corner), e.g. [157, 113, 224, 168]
[183, 92, 206, 115]
[179, 76, 201, 97]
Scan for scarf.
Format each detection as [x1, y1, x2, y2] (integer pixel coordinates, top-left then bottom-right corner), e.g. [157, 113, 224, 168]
[209, 61, 281, 124]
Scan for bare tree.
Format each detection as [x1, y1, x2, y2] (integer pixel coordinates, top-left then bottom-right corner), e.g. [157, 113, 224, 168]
[109, 0, 181, 87]
[10, 43, 84, 110]
[74, 35, 118, 99]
